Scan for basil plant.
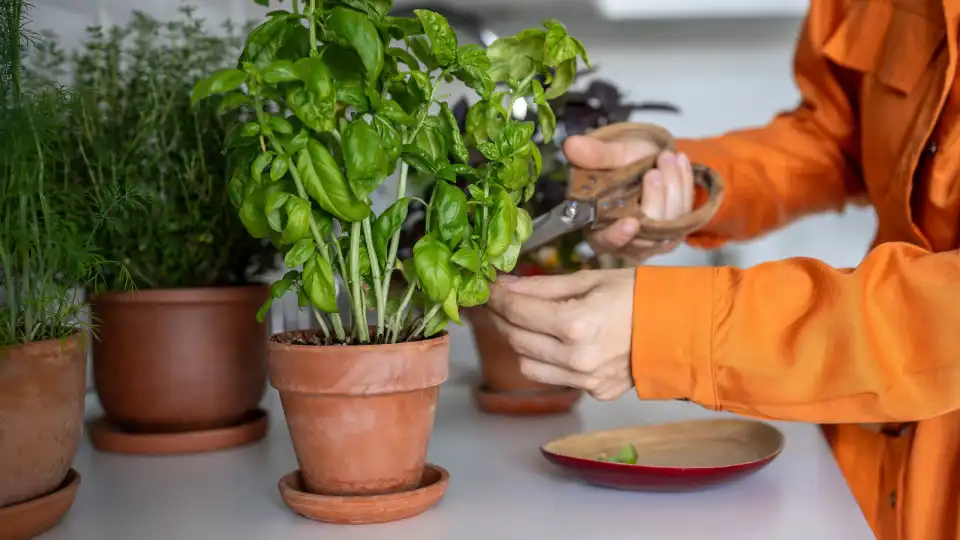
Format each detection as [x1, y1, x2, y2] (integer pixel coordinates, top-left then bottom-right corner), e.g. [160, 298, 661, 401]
[192, 0, 589, 345]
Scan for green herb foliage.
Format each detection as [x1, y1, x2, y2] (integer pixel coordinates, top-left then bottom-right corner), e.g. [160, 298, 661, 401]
[30, 9, 277, 291]
[193, 0, 589, 345]
[598, 443, 639, 464]
[1, 1, 131, 348]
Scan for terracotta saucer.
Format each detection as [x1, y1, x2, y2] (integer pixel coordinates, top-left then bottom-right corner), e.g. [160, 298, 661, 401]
[541, 419, 784, 492]
[472, 384, 582, 416]
[0, 469, 81, 540]
[278, 463, 450, 525]
[87, 408, 269, 455]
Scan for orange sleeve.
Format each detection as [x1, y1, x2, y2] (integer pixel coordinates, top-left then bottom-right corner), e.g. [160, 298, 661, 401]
[631, 243, 960, 423]
[677, 13, 865, 249]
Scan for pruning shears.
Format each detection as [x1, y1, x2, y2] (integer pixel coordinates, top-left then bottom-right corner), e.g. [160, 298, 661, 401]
[519, 123, 726, 256]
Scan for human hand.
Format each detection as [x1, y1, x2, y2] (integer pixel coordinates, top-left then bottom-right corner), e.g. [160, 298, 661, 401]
[563, 132, 695, 263]
[486, 269, 636, 401]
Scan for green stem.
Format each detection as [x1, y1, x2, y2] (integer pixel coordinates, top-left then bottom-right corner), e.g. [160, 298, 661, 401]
[312, 309, 330, 339]
[307, 0, 318, 56]
[292, 0, 300, 14]
[362, 218, 385, 339]
[349, 221, 369, 342]
[388, 278, 418, 344]
[409, 304, 442, 342]
[379, 159, 408, 302]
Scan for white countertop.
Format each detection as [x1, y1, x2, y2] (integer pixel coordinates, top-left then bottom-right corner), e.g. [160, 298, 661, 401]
[51, 328, 873, 540]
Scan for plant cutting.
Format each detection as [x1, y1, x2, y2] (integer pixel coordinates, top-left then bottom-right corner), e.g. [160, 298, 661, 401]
[0, 2, 129, 536]
[193, 0, 588, 523]
[398, 75, 680, 415]
[29, 10, 279, 454]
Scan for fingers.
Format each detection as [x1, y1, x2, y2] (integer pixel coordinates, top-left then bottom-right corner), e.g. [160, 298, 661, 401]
[657, 152, 684, 220]
[493, 271, 600, 300]
[677, 152, 695, 214]
[587, 218, 639, 253]
[487, 310, 568, 368]
[563, 135, 660, 171]
[486, 286, 573, 339]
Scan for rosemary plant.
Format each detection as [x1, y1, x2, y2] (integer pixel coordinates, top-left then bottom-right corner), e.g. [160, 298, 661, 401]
[193, 0, 589, 345]
[0, 1, 130, 348]
[28, 8, 277, 291]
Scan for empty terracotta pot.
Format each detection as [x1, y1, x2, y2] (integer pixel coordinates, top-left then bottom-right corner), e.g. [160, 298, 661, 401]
[268, 330, 449, 496]
[92, 286, 268, 432]
[0, 335, 86, 508]
[467, 307, 556, 393]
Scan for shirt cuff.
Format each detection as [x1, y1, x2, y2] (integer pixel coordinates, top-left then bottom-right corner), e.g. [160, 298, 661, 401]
[631, 265, 719, 409]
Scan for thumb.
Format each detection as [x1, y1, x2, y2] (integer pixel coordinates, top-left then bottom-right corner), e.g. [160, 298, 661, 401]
[563, 134, 661, 171]
[493, 271, 601, 301]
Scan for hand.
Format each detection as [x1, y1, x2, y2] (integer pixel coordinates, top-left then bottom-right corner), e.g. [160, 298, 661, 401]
[563, 133, 696, 263]
[486, 269, 636, 401]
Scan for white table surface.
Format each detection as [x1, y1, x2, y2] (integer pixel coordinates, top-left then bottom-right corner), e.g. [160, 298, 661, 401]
[49, 327, 874, 540]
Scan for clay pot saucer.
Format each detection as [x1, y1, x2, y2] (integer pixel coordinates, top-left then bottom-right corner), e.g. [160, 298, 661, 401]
[0, 469, 81, 540]
[278, 463, 450, 525]
[87, 408, 268, 455]
[472, 384, 582, 416]
[541, 419, 784, 492]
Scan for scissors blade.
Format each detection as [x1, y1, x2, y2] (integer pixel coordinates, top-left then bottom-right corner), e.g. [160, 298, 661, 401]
[519, 201, 596, 256]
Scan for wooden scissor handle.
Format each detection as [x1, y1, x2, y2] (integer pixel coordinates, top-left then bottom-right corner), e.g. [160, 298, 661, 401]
[567, 122, 725, 242]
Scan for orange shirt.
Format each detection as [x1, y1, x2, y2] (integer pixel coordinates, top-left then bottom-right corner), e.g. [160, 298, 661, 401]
[630, 1, 960, 539]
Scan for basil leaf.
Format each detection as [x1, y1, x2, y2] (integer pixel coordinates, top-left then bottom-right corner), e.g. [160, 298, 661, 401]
[257, 270, 299, 323]
[497, 155, 531, 190]
[491, 239, 521, 273]
[442, 273, 462, 324]
[281, 197, 312, 244]
[453, 44, 494, 97]
[262, 59, 300, 83]
[326, 7, 384, 85]
[485, 187, 517, 260]
[372, 115, 401, 171]
[466, 98, 505, 145]
[343, 119, 389, 200]
[192, 68, 246, 104]
[543, 19, 579, 67]
[382, 16, 424, 39]
[545, 58, 577, 100]
[414, 10, 458, 66]
[303, 255, 339, 313]
[451, 247, 481, 273]
[424, 308, 449, 337]
[239, 188, 271, 238]
[413, 233, 455, 303]
[439, 103, 469, 164]
[284, 238, 316, 268]
[387, 47, 420, 70]
[487, 34, 544, 83]
[400, 144, 438, 175]
[408, 36, 439, 71]
[378, 99, 417, 126]
[457, 272, 489, 307]
[415, 122, 447, 163]
[297, 138, 370, 222]
[373, 198, 409, 265]
[323, 45, 369, 111]
[433, 181, 469, 248]
[516, 208, 534, 244]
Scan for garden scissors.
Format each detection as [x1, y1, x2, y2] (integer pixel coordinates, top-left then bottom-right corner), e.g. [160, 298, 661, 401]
[520, 122, 726, 256]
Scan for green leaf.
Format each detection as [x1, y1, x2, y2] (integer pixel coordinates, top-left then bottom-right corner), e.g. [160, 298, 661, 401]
[192, 68, 246, 105]
[323, 45, 369, 111]
[241, 122, 261, 137]
[440, 103, 469, 164]
[269, 116, 294, 135]
[433, 181, 469, 247]
[408, 36, 439, 71]
[452, 163, 479, 181]
[343, 119, 389, 200]
[497, 155, 531, 190]
[516, 208, 534, 243]
[424, 308, 449, 337]
[257, 271, 299, 322]
[303, 256, 339, 313]
[285, 238, 317, 268]
[270, 154, 291, 180]
[284, 57, 336, 133]
[537, 100, 557, 144]
[545, 58, 577, 100]
[528, 142, 543, 178]
[252, 152, 275, 183]
[543, 20, 579, 67]
[415, 122, 448, 163]
[331, 0, 392, 19]
[499, 121, 536, 157]
[282, 197, 312, 244]
[313, 209, 334, 238]
[373, 198, 409, 264]
[239, 189, 271, 238]
[491, 239, 521, 273]
[378, 100, 417, 126]
[265, 190, 292, 233]
[241, 14, 310, 71]
[451, 247, 481, 273]
[466, 98, 505, 145]
[442, 274, 461, 323]
[453, 44, 494, 97]
[217, 92, 252, 115]
[413, 233, 455, 303]
[485, 187, 517, 260]
[487, 34, 544, 83]
[476, 141, 500, 162]
[326, 7, 385, 85]
[372, 115, 402, 171]
[457, 272, 490, 307]
[263, 59, 300, 83]
[387, 47, 420, 69]
[598, 443, 639, 465]
[401, 144, 438, 175]
[298, 138, 370, 222]
[382, 16, 424, 39]
[414, 10, 458, 66]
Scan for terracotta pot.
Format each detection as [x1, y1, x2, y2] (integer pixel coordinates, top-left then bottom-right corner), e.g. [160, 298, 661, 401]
[466, 307, 556, 393]
[268, 330, 449, 496]
[92, 286, 269, 432]
[0, 335, 86, 508]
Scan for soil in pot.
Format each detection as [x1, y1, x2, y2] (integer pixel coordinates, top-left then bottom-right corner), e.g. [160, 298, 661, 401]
[0, 335, 86, 518]
[90, 286, 270, 452]
[268, 330, 449, 501]
[466, 307, 582, 415]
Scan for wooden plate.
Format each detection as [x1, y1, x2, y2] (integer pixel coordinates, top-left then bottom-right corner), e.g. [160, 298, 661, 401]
[540, 419, 784, 491]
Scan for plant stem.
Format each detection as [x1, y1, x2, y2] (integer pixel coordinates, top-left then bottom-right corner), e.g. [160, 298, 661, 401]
[408, 303, 442, 342]
[292, 0, 300, 14]
[307, 0, 317, 56]
[379, 159, 408, 303]
[312, 309, 330, 339]
[348, 221, 369, 342]
[388, 278, 418, 344]
[361, 218, 385, 339]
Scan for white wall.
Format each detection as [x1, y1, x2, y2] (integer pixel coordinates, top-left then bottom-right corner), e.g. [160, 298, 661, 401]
[32, 0, 878, 339]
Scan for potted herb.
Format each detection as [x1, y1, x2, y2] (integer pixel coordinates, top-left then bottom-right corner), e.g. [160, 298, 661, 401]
[31, 10, 279, 454]
[193, 0, 587, 522]
[400, 77, 680, 414]
[0, 2, 127, 535]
